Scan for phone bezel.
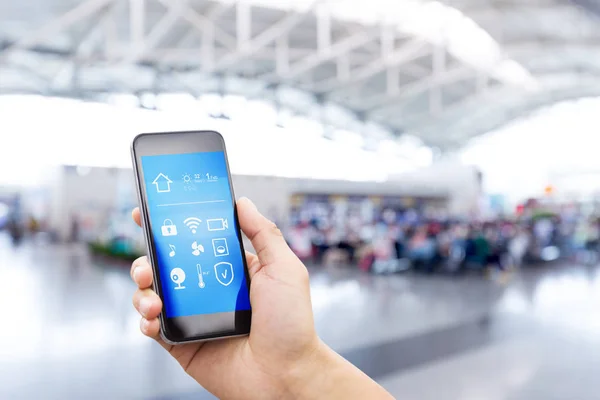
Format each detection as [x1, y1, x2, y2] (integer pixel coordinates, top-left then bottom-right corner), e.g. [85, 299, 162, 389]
[131, 130, 252, 344]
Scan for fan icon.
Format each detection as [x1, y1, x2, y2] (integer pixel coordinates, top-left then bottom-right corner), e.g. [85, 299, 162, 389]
[191, 241, 205, 256]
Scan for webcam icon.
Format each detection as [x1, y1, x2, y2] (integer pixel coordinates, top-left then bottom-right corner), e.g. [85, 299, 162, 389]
[170, 268, 186, 290]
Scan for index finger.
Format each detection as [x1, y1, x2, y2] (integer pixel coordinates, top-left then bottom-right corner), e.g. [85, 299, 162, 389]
[132, 207, 142, 227]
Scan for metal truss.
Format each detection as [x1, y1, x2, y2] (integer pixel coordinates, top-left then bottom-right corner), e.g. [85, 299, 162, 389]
[1, 0, 598, 148]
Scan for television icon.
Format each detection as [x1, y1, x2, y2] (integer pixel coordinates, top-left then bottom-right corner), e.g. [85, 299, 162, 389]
[207, 218, 228, 231]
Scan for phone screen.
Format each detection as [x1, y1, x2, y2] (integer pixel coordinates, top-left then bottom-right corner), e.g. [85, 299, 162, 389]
[141, 151, 251, 319]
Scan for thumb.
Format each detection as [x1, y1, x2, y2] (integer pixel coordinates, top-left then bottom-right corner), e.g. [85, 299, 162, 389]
[237, 197, 293, 267]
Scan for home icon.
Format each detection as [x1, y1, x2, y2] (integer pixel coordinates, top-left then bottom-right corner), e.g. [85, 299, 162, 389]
[152, 173, 173, 193]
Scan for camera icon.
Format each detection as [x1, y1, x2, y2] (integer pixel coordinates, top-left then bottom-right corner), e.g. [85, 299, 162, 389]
[170, 268, 186, 290]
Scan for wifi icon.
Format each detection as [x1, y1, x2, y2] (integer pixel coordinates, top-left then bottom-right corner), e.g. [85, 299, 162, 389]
[184, 217, 202, 234]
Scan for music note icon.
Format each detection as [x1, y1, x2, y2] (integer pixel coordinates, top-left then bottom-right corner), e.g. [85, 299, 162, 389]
[168, 244, 176, 258]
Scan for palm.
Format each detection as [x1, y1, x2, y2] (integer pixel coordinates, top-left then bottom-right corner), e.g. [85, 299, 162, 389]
[157, 253, 315, 399]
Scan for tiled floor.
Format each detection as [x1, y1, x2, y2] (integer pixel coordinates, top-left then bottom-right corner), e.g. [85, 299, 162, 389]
[2, 235, 600, 399]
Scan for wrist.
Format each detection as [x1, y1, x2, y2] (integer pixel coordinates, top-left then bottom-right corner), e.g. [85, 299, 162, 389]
[283, 340, 394, 400]
[283, 339, 337, 399]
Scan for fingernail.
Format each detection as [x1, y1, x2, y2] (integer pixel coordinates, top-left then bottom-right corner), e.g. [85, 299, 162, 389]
[132, 266, 141, 281]
[139, 298, 151, 316]
[241, 197, 257, 211]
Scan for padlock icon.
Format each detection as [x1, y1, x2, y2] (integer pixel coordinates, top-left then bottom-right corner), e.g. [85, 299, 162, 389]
[161, 219, 178, 237]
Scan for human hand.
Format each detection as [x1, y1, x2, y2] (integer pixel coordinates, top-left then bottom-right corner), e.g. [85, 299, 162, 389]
[131, 198, 393, 400]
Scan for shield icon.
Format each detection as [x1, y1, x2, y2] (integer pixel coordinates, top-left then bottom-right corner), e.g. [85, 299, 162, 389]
[214, 262, 234, 287]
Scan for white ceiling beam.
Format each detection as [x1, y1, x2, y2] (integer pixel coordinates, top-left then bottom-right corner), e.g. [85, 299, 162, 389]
[236, 2, 252, 52]
[141, 7, 181, 53]
[206, 0, 323, 73]
[202, 24, 215, 70]
[337, 39, 427, 90]
[317, 6, 332, 53]
[50, 9, 113, 89]
[74, 7, 114, 59]
[353, 29, 430, 77]
[181, 4, 236, 50]
[158, 2, 232, 64]
[361, 66, 474, 112]
[156, 0, 237, 50]
[103, 2, 119, 58]
[151, 46, 393, 66]
[430, 44, 446, 115]
[129, 0, 145, 54]
[380, 25, 395, 58]
[127, 0, 186, 63]
[309, 38, 427, 93]
[261, 28, 380, 82]
[276, 35, 290, 75]
[144, 47, 347, 64]
[0, 0, 115, 61]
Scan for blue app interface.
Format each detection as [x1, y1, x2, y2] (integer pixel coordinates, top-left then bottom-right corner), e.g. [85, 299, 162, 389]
[141, 151, 251, 318]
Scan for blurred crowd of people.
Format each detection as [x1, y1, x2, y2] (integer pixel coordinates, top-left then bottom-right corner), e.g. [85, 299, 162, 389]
[288, 210, 600, 274]
[6, 193, 600, 275]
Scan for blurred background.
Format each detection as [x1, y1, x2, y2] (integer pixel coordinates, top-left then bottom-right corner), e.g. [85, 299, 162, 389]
[3, 0, 600, 398]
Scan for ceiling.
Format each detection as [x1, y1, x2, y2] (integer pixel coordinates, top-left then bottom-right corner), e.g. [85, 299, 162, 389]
[1, 0, 599, 149]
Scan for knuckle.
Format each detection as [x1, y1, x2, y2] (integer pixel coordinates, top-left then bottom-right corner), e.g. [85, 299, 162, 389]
[131, 256, 148, 275]
[299, 267, 310, 285]
[269, 222, 283, 238]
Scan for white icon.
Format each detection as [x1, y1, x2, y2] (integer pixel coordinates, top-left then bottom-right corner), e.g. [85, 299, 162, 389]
[214, 262, 234, 286]
[170, 268, 186, 290]
[153, 173, 173, 193]
[192, 241, 205, 256]
[194, 174, 202, 182]
[184, 217, 202, 234]
[183, 174, 192, 184]
[197, 264, 206, 289]
[161, 219, 178, 236]
[168, 244, 176, 257]
[207, 218, 229, 231]
[212, 238, 229, 257]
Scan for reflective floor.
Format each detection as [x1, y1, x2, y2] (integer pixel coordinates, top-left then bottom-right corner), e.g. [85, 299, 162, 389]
[3, 235, 600, 399]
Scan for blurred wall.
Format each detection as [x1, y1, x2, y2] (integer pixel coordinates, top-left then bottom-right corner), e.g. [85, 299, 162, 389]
[233, 174, 450, 226]
[50, 167, 126, 242]
[232, 175, 290, 226]
[44, 166, 455, 242]
[391, 158, 482, 217]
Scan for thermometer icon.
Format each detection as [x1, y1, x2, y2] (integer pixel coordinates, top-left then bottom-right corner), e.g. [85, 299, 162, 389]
[197, 264, 206, 289]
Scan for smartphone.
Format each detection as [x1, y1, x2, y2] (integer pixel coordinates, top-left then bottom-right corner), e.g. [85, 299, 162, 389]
[131, 131, 251, 344]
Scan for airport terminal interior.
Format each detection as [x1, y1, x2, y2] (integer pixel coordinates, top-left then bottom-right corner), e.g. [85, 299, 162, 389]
[3, 0, 600, 399]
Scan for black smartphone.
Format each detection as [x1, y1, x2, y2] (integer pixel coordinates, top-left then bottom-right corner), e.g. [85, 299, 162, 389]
[131, 131, 251, 344]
